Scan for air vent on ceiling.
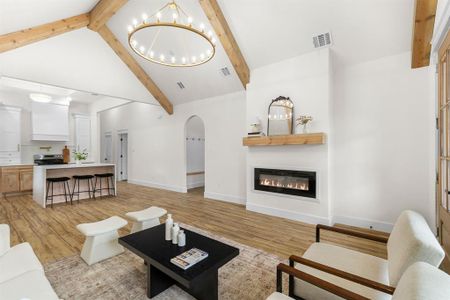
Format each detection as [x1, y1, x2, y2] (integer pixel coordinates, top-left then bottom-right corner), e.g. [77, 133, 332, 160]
[313, 32, 332, 48]
[220, 67, 231, 77]
[177, 82, 185, 89]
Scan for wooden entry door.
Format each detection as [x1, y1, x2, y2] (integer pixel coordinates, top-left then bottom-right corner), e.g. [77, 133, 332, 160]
[438, 29, 450, 272]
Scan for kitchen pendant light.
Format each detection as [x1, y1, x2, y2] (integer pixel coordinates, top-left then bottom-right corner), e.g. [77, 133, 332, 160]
[29, 93, 52, 103]
[127, 0, 216, 67]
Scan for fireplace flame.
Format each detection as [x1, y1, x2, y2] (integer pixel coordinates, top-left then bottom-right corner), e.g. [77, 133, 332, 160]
[260, 178, 309, 191]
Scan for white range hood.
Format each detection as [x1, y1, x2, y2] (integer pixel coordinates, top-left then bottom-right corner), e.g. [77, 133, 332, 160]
[31, 102, 69, 141]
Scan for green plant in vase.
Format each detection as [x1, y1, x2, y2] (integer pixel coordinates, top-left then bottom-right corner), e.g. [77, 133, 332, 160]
[73, 148, 88, 165]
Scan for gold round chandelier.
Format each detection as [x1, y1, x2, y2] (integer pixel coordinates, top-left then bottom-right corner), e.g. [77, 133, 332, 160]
[127, 1, 216, 67]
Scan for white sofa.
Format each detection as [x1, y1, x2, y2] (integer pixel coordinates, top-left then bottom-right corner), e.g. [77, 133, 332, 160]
[0, 224, 59, 300]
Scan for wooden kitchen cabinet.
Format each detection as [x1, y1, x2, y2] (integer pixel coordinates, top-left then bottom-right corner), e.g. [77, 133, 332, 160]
[0, 166, 33, 195]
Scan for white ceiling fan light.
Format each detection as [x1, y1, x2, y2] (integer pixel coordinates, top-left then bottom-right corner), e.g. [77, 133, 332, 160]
[29, 93, 52, 103]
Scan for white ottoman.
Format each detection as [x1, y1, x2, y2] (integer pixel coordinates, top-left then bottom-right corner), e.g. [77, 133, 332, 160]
[125, 206, 167, 233]
[76, 216, 127, 265]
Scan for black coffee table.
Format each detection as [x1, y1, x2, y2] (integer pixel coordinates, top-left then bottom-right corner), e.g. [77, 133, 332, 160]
[119, 224, 239, 300]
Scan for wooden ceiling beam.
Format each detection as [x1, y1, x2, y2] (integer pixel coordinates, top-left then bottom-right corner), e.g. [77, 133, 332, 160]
[88, 0, 128, 32]
[199, 0, 250, 88]
[411, 0, 438, 68]
[0, 14, 89, 53]
[97, 26, 173, 114]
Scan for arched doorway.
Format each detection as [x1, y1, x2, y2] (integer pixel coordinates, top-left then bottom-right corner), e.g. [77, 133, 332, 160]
[185, 116, 205, 194]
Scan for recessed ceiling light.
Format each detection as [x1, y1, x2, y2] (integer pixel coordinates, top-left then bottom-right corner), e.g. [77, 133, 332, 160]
[29, 93, 52, 103]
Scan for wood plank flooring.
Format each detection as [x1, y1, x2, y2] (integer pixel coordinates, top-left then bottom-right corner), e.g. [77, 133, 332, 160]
[0, 182, 387, 264]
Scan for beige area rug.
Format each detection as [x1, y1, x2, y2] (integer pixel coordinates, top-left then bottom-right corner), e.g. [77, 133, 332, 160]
[44, 224, 288, 300]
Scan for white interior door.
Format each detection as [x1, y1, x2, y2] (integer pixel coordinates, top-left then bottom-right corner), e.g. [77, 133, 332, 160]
[118, 133, 128, 181]
[103, 133, 112, 163]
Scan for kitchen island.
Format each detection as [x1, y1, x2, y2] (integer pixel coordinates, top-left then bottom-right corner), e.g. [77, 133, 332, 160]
[33, 163, 116, 208]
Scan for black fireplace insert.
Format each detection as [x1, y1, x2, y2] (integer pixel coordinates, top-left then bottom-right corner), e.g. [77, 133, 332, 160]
[254, 168, 316, 198]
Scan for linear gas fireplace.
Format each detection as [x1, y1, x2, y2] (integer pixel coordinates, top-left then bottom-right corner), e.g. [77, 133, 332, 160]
[254, 168, 316, 198]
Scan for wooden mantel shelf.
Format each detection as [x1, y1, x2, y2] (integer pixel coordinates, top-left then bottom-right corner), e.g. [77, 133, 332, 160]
[243, 133, 326, 146]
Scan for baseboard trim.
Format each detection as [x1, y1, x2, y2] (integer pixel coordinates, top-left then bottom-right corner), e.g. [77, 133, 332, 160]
[187, 181, 205, 189]
[128, 179, 187, 193]
[246, 203, 330, 225]
[204, 191, 246, 205]
[331, 215, 393, 233]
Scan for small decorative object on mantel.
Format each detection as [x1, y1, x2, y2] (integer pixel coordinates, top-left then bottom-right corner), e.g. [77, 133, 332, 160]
[248, 117, 265, 138]
[296, 115, 313, 133]
[267, 96, 294, 136]
[73, 148, 88, 165]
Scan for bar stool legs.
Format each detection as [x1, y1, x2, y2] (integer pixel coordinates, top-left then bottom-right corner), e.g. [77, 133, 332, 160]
[71, 176, 95, 203]
[93, 173, 115, 198]
[45, 177, 71, 208]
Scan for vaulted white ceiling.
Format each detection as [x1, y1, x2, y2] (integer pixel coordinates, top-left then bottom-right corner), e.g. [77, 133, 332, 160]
[0, 0, 416, 107]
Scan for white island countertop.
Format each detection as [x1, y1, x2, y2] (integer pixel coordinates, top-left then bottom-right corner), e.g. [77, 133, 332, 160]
[34, 163, 115, 170]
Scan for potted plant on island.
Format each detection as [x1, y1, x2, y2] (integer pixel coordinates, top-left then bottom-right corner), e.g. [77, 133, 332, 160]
[73, 148, 88, 165]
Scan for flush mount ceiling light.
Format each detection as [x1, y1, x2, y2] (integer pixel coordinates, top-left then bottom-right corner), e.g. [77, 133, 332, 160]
[127, 0, 216, 67]
[29, 93, 52, 103]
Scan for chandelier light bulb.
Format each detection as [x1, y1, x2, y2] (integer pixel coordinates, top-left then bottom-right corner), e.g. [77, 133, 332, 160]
[200, 53, 205, 60]
[139, 46, 145, 53]
[206, 49, 212, 56]
[160, 54, 165, 61]
[182, 57, 186, 64]
[187, 17, 193, 24]
[156, 12, 162, 21]
[132, 19, 138, 26]
[131, 39, 137, 47]
[199, 23, 205, 31]
[171, 56, 176, 63]
[211, 37, 216, 45]
[127, 25, 133, 33]
[208, 30, 213, 38]
[149, 51, 154, 58]
[192, 56, 197, 63]
[172, 13, 178, 21]
[142, 13, 148, 22]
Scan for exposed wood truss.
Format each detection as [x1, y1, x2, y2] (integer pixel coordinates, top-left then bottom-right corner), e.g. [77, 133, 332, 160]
[411, 0, 438, 68]
[97, 26, 173, 114]
[0, 14, 89, 54]
[199, 0, 250, 88]
[88, 0, 128, 32]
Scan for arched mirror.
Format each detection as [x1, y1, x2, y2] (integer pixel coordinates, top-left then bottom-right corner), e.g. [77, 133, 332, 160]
[267, 96, 294, 136]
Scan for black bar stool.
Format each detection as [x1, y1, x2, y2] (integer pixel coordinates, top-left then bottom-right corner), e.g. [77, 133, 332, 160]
[93, 173, 115, 197]
[71, 175, 95, 203]
[46, 177, 71, 208]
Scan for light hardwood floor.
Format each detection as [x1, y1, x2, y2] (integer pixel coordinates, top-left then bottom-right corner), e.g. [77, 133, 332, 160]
[0, 182, 387, 264]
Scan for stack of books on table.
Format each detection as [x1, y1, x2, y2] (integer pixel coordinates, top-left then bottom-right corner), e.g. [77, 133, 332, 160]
[247, 132, 265, 138]
[171, 248, 209, 270]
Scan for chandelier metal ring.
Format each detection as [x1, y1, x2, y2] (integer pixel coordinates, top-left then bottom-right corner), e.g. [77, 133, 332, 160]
[128, 22, 216, 68]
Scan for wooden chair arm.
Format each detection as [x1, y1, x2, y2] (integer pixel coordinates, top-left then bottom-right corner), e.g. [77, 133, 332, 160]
[316, 224, 389, 244]
[289, 255, 395, 295]
[277, 263, 370, 300]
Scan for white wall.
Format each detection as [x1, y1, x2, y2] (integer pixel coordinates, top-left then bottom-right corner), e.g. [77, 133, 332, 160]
[0, 90, 89, 163]
[186, 116, 205, 189]
[99, 91, 247, 203]
[332, 52, 435, 231]
[246, 49, 332, 224]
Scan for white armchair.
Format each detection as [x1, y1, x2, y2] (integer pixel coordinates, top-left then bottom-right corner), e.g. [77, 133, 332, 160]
[278, 211, 445, 300]
[269, 261, 450, 300]
[0, 224, 10, 256]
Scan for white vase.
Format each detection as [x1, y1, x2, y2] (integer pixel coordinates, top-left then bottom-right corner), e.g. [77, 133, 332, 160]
[178, 230, 186, 247]
[165, 214, 173, 241]
[172, 223, 180, 244]
[75, 160, 82, 165]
